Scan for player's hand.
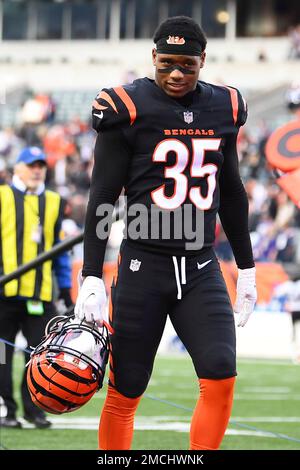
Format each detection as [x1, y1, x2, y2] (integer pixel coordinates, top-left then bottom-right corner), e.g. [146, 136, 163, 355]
[74, 271, 107, 326]
[234, 267, 257, 327]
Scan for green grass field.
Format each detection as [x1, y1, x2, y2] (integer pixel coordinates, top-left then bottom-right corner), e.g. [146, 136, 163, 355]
[1, 353, 300, 450]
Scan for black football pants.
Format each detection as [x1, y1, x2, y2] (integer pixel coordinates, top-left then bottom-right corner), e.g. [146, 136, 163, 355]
[0, 298, 55, 419]
[109, 241, 236, 398]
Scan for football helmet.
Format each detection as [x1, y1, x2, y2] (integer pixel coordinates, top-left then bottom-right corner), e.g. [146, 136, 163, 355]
[26, 315, 110, 414]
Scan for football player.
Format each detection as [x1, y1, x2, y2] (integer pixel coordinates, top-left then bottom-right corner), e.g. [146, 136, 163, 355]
[75, 16, 257, 450]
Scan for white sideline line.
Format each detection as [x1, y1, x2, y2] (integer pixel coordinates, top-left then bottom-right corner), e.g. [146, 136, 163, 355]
[16, 416, 277, 437]
[18, 415, 300, 428]
[233, 417, 300, 423]
[46, 416, 190, 424]
[21, 415, 300, 424]
[226, 430, 276, 438]
[151, 392, 300, 401]
[234, 394, 300, 401]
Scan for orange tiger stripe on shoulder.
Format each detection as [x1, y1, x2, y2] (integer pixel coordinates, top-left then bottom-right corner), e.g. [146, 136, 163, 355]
[113, 87, 137, 125]
[92, 100, 108, 111]
[224, 86, 238, 125]
[96, 91, 119, 113]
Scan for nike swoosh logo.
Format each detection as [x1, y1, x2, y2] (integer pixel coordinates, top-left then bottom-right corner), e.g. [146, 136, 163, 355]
[197, 259, 212, 270]
[94, 111, 103, 119]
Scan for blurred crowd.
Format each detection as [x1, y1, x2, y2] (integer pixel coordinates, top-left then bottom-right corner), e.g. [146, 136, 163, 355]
[220, 87, 300, 270]
[1, 88, 300, 270]
[0, 92, 94, 260]
[215, 117, 300, 267]
[288, 24, 300, 60]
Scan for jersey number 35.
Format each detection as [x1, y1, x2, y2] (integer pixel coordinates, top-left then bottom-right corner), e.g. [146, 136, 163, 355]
[151, 138, 221, 210]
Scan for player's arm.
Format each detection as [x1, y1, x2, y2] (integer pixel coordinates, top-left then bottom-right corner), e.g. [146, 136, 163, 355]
[75, 128, 131, 325]
[218, 132, 253, 269]
[83, 129, 131, 278]
[218, 132, 257, 326]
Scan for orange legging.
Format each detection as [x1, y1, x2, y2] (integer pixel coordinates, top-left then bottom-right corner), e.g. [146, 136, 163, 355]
[99, 377, 235, 450]
[99, 386, 142, 450]
[190, 377, 235, 450]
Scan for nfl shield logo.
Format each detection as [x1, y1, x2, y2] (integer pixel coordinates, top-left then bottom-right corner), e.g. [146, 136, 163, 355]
[130, 259, 141, 272]
[183, 111, 193, 124]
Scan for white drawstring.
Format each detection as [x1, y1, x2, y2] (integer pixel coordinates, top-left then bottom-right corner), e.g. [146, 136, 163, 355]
[172, 256, 186, 300]
[181, 257, 186, 285]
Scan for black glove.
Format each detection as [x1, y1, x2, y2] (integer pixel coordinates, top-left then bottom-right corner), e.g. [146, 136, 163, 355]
[58, 288, 74, 308]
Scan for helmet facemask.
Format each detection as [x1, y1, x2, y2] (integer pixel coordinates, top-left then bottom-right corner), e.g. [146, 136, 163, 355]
[27, 316, 110, 414]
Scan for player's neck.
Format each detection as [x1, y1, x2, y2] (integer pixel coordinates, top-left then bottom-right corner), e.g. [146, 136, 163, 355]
[172, 88, 198, 107]
[153, 79, 200, 107]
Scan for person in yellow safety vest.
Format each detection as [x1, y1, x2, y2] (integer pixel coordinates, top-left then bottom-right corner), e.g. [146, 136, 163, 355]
[0, 146, 72, 429]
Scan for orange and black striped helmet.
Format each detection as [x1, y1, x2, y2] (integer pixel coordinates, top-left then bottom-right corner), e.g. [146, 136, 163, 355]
[26, 316, 109, 414]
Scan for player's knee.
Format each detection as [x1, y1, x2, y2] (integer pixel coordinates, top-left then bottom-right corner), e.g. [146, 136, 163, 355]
[116, 364, 150, 398]
[198, 343, 236, 378]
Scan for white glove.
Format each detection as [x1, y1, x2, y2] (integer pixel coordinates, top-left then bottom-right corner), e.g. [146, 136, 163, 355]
[74, 272, 108, 326]
[234, 267, 257, 327]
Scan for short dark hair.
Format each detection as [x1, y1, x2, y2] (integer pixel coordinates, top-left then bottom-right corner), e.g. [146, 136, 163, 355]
[153, 16, 207, 52]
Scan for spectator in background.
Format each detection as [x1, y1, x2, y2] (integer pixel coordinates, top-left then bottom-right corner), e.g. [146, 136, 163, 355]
[274, 279, 300, 364]
[21, 95, 46, 126]
[0, 127, 23, 168]
[45, 94, 56, 124]
[0, 158, 7, 184]
[271, 191, 295, 232]
[19, 93, 57, 146]
[288, 25, 300, 60]
[0, 128, 14, 158]
[67, 193, 88, 229]
[0, 147, 72, 429]
[43, 124, 76, 170]
[69, 161, 91, 193]
[287, 286, 300, 364]
[286, 81, 300, 111]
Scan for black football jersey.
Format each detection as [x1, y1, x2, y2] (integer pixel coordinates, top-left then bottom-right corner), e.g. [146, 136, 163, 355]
[91, 78, 247, 255]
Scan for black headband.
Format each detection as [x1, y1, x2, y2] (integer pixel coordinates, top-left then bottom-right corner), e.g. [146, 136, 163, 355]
[156, 36, 203, 56]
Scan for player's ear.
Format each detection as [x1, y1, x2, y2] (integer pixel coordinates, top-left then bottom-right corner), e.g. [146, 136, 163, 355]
[152, 48, 157, 66]
[200, 51, 206, 68]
